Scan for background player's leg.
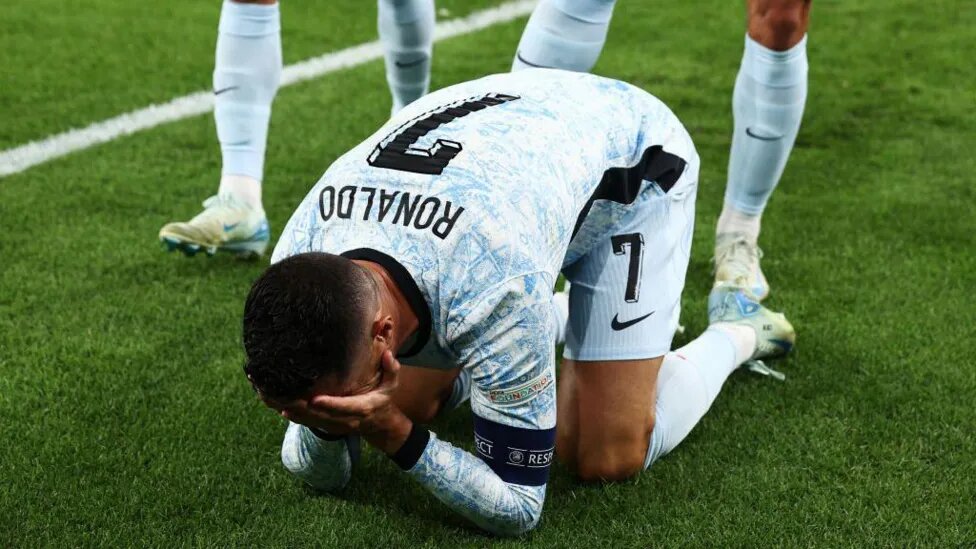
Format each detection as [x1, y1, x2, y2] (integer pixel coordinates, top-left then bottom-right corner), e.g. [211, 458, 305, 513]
[511, 0, 616, 72]
[716, 0, 811, 296]
[378, 0, 435, 113]
[158, 0, 279, 257]
[214, 0, 282, 207]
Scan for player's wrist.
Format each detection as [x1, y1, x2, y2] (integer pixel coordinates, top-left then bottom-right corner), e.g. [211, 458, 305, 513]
[387, 420, 431, 471]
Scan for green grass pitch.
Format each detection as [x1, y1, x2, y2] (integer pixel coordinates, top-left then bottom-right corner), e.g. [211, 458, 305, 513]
[1, 0, 974, 546]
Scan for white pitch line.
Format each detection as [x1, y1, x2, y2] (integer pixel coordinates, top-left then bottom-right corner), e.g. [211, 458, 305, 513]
[0, 0, 535, 178]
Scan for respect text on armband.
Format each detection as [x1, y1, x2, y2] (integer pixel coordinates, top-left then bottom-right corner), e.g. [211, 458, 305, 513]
[475, 433, 554, 468]
[318, 184, 465, 240]
[472, 416, 557, 486]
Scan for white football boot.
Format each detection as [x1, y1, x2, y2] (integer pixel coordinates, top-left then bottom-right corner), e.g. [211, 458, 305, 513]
[714, 232, 769, 301]
[708, 282, 795, 380]
[159, 194, 269, 258]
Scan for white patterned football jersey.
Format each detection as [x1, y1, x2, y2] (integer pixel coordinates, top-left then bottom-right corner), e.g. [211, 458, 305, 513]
[272, 69, 696, 534]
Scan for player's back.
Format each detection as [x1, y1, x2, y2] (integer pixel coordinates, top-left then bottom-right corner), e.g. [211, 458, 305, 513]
[307, 69, 691, 280]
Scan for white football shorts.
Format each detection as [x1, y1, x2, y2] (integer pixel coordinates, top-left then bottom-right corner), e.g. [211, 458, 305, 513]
[562, 154, 698, 361]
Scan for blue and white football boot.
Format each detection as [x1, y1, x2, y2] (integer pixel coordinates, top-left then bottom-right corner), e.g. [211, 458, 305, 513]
[708, 282, 795, 380]
[714, 233, 770, 301]
[158, 194, 270, 259]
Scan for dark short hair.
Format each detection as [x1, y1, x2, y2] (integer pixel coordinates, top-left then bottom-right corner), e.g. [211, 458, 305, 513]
[243, 252, 376, 400]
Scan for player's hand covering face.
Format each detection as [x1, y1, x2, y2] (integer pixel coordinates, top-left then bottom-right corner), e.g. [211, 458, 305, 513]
[257, 350, 399, 437]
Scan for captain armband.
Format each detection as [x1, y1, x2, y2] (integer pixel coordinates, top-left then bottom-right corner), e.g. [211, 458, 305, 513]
[473, 415, 555, 486]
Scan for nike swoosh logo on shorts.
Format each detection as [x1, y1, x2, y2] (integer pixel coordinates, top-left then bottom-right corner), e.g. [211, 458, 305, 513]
[611, 311, 655, 331]
[213, 86, 238, 96]
[745, 127, 783, 141]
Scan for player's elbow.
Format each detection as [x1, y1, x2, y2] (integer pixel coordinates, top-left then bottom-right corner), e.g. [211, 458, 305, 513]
[479, 501, 542, 537]
[472, 485, 545, 537]
[280, 424, 352, 493]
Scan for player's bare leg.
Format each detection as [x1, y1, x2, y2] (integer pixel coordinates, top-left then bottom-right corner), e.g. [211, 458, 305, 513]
[557, 357, 662, 481]
[159, 0, 279, 258]
[747, 0, 811, 50]
[715, 0, 811, 299]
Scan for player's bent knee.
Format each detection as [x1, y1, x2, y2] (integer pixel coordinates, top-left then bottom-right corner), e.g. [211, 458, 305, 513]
[555, 424, 580, 473]
[572, 427, 654, 482]
[574, 449, 647, 482]
[765, 8, 803, 39]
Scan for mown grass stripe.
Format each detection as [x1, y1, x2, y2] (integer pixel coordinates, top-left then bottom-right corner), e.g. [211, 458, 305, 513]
[0, 0, 534, 178]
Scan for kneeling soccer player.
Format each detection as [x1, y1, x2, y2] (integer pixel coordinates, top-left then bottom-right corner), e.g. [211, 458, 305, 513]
[241, 69, 795, 536]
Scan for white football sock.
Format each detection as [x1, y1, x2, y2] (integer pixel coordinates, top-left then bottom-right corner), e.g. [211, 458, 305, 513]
[512, 0, 616, 72]
[716, 202, 761, 243]
[218, 174, 263, 209]
[213, 0, 282, 183]
[644, 326, 755, 468]
[724, 34, 808, 217]
[711, 322, 758, 365]
[378, 0, 435, 113]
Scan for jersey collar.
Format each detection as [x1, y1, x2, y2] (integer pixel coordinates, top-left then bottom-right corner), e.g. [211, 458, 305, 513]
[339, 248, 432, 358]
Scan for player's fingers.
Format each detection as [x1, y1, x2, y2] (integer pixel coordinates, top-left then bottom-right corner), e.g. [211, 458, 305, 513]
[379, 350, 401, 391]
[286, 399, 355, 426]
[263, 395, 305, 412]
[303, 403, 364, 423]
[280, 407, 312, 424]
[282, 410, 358, 434]
[281, 401, 362, 427]
[309, 394, 372, 417]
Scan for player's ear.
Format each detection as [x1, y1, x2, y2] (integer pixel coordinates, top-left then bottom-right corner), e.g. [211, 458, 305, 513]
[371, 315, 396, 347]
